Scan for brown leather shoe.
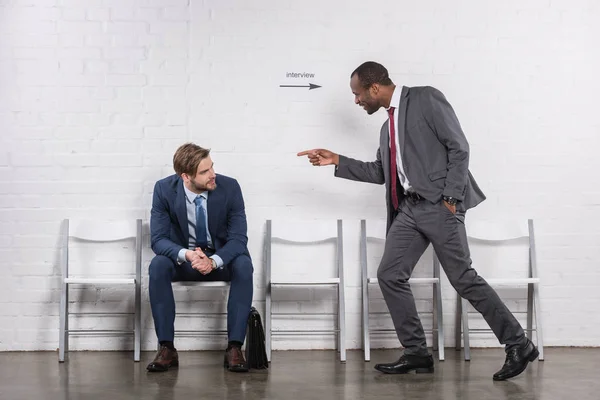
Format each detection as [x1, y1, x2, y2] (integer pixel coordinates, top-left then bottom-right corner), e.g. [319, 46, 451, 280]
[147, 345, 179, 372]
[223, 346, 249, 372]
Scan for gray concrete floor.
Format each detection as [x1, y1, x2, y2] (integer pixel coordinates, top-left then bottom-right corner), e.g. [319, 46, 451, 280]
[0, 348, 597, 400]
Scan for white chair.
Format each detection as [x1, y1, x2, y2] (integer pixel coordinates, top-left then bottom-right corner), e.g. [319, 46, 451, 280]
[361, 219, 444, 362]
[455, 219, 544, 361]
[265, 219, 346, 362]
[59, 219, 142, 362]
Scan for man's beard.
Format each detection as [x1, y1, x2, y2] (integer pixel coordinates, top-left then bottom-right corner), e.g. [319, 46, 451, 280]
[191, 179, 216, 192]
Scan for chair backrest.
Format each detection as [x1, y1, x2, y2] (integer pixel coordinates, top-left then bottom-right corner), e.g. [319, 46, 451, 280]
[466, 219, 530, 242]
[364, 219, 387, 241]
[62, 219, 142, 278]
[268, 219, 341, 243]
[465, 218, 537, 279]
[68, 220, 140, 241]
[264, 219, 343, 281]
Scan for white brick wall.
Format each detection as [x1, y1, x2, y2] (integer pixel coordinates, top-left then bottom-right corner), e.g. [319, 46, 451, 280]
[1, 0, 599, 352]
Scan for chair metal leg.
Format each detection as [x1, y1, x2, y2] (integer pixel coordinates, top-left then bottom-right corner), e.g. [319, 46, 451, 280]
[461, 298, 471, 361]
[134, 279, 141, 362]
[359, 220, 370, 362]
[526, 283, 534, 341]
[337, 219, 346, 363]
[134, 219, 142, 362]
[58, 282, 68, 362]
[455, 293, 462, 351]
[533, 283, 544, 361]
[528, 219, 544, 361]
[431, 254, 444, 360]
[362, 284, 370, 362]
[59, 220, 69, 363]
[339, 283, 346, 363]
[432, 283, 438, 352]
[265, 220, 272, 362]
[265, 285, 272, 362]
[435, 280, 445, 361]
[335, 287, 340, 354]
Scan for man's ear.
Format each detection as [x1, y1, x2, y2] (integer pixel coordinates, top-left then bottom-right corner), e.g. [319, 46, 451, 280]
[370, 83, 380, 96]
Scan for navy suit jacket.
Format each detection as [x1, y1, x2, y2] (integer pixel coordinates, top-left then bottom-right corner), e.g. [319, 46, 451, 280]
[150, 173, 250, 266]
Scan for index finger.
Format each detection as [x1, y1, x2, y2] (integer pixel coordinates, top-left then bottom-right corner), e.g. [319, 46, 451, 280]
[297, 149, 316, 156]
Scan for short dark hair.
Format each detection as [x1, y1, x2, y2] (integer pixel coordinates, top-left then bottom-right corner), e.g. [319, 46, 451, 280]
[351, 61, 393, 88]
[173, 143, 211, 176]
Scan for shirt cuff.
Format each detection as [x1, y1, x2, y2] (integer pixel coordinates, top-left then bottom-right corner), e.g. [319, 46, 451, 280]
[210, 254, 224, 269]
[177, 248, 188, 264]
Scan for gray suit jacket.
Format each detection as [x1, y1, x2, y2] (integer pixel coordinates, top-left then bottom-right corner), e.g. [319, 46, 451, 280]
[335, 85, 486, 231]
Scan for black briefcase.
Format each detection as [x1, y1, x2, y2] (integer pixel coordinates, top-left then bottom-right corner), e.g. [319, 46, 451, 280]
[245, 306, 269, 369]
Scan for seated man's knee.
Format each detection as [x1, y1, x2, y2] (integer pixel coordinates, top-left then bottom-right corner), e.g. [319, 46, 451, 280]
[149, 255, 174, 280]
[230, 255, 253, 281]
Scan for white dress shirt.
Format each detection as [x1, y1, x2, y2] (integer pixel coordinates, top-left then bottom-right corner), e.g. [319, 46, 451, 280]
[386, 86, 412, 192]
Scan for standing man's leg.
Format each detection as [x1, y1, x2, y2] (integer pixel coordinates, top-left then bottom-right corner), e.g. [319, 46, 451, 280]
[420, 200, 538, 380]
[375, 202, 434, 374]
[224, 254, 253, 372]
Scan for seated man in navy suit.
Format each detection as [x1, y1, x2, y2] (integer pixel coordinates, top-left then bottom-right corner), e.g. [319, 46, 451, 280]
[146, 143, 253, 373]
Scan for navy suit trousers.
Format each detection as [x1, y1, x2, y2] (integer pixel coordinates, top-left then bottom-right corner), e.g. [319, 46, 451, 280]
[148, 253, 253, 344]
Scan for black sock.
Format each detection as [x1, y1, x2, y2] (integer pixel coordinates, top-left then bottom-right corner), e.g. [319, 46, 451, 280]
[160, 341, 175, 350]
[227, 340, 243, 349]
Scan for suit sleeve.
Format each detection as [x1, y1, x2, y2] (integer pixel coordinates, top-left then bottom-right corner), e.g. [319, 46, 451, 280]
[421, 87, 469, 201]
[215, 180, 248, 266]
[334, 147, 385, 184]
[150, 181, 185, 263]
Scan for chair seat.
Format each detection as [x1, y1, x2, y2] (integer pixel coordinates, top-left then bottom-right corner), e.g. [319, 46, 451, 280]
[172, 281, 230, 287]
[271, 278, 340, 285]
[64, 277, 135, 284]
[486, 278, 540, 285]
[367, 277, 439, 284]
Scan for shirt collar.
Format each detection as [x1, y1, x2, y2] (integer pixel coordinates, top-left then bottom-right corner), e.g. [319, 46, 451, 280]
[386, 85, 401, 111]
[183, 184, 207, 204]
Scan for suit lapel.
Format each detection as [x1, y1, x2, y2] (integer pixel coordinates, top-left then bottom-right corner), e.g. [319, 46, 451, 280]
[174, 179, 188, 241]
[380, 124, 391, 186]
[397, 86, 409, 156]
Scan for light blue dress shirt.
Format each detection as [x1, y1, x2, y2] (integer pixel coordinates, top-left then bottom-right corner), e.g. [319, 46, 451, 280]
[176, 185, 224, 268]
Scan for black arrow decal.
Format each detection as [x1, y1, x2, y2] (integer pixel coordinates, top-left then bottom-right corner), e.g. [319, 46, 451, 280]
[279, 83, 322, 90]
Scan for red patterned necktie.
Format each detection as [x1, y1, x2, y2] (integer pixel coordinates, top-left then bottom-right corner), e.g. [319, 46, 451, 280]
[388, 107, 399, 210]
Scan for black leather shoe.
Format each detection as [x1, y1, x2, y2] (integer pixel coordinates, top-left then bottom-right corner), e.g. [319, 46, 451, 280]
[493, 339, 539, 381]
[374, 354, 434, 374]
[223, 346, 249, 373]
[146, 345, 179, 372]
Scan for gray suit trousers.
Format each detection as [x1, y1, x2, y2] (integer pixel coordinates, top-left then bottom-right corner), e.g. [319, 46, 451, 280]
[377, 198, 526, 356]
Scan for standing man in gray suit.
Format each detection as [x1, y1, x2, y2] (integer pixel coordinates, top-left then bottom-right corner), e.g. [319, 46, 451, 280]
[298, 61, 538, 381]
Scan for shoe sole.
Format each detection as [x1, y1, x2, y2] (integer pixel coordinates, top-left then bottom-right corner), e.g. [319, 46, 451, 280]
[493, 348, 539, 381]
[375, 366, 434, 375]
[224, 359, 249, 373]
[146, 360, 179, 373]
